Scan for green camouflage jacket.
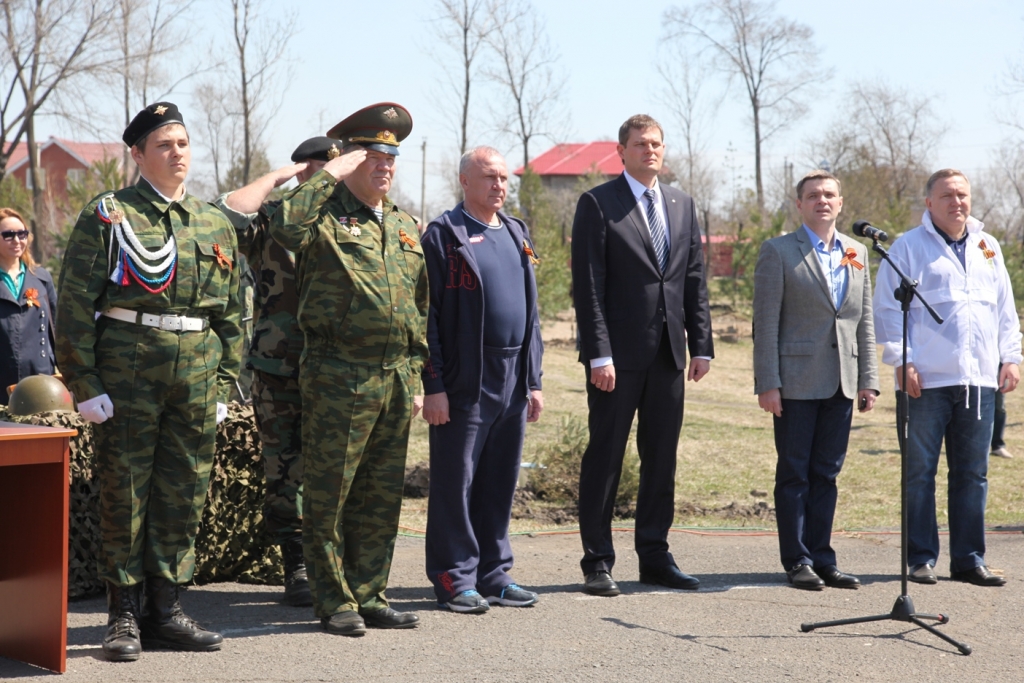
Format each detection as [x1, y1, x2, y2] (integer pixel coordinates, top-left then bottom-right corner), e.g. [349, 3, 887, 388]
[56, 179, 243, 403]
[218, 198, 303, 379]
[268, 170, 428, 370]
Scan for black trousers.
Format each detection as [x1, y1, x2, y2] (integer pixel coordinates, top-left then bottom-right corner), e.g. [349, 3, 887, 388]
[578, 326, 684, 575]
[772, 387, 853, 570]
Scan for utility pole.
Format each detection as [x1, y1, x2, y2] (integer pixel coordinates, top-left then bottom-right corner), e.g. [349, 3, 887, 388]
[420, 138, 427, 225]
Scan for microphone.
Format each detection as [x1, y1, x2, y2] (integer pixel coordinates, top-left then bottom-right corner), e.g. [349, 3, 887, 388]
[852, 220, 888, 242]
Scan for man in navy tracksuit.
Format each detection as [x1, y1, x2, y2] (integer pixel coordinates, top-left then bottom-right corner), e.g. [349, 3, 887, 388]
[421, 146, 544, 613]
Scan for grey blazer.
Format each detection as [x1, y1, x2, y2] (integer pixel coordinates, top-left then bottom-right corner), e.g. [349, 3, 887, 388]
[752, 229, 879, 400]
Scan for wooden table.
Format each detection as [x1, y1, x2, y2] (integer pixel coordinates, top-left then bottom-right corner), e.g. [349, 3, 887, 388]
[0, 421, 77, 674]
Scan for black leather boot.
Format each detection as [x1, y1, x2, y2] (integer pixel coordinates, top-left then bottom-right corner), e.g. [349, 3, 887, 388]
[102, 582, 142, 662]
[140, 577, 223, 652]
[281, 536, 313, 607]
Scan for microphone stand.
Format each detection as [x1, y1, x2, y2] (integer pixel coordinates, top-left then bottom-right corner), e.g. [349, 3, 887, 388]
[799, 237, 972, 656]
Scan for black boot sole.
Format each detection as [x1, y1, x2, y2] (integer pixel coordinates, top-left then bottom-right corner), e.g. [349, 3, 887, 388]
[102, 647, 141, 662]
[140, 636, 222, 652]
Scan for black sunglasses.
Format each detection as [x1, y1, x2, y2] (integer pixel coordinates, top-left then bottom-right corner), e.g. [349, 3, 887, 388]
[1, 230, 29, 241]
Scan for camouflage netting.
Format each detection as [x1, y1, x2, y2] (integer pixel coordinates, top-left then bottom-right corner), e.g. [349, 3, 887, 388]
[0, 401, 282, 599]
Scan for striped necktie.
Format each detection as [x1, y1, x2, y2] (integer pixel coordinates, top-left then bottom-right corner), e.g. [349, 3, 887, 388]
[644, 188, 668, 272]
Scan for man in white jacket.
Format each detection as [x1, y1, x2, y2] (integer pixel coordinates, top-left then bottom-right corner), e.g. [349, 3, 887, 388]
[874, 169, 1021, 587]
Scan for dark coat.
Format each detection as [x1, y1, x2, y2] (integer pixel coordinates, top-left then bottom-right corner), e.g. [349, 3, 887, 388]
[420, 204, 543, 409]
[0, 264, 57, 404]
[571, 174, 714, 370]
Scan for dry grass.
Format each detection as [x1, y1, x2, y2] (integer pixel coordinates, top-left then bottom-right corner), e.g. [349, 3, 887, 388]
[403, 337, 1024, 533]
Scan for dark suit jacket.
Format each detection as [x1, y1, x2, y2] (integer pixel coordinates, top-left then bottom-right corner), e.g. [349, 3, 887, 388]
[571, 174, 714, 371]
[0, 264, 57, 403]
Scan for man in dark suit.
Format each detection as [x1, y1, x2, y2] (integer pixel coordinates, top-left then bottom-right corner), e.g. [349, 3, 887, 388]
[571, 114, 714, 596]
[752, 170, 879, 590]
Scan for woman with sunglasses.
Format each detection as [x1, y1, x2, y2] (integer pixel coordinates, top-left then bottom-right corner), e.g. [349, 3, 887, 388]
[0, 207, 57, 404]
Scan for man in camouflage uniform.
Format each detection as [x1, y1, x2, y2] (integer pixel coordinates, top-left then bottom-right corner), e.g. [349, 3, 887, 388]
[56, 102, 241, 661]
[232, 102, 427, 636]
[217, 137, 350, 607]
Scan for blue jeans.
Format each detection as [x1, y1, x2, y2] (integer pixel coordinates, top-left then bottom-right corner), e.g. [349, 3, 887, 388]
[905, 385, 994, 572]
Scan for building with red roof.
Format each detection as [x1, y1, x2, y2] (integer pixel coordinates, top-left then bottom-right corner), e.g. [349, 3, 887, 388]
[514, 141, 623, 192]
[4, 136, 124, 208]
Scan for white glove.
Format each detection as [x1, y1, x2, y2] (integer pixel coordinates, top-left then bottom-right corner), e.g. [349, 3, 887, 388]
[78, 394, 114, 424]
[216, 402, 228, 424]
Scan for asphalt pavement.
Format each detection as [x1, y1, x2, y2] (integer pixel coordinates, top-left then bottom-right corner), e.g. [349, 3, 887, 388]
[2, 529, 1023, 682]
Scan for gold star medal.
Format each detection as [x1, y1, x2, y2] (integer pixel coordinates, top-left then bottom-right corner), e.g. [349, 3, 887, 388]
[154, 105, 168, 115]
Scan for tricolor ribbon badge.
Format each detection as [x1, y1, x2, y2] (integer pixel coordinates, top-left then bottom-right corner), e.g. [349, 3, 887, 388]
[839, 247, 864, 270]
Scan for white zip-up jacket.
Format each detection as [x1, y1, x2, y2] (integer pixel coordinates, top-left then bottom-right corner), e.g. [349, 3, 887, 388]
[873, 210, 1023, 390]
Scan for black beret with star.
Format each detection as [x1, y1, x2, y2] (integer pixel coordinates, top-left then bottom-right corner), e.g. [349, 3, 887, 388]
[123, 101, 185, 147]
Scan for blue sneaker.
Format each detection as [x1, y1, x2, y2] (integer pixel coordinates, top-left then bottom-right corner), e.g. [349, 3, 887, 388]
[441, 590, 490, 613]
[484, 584, 539, 607]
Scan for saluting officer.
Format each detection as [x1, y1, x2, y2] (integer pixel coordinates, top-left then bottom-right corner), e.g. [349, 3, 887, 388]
[56, 102, 242, 662]
[217, 136, 355, 607]
[237, 102, 427, 636]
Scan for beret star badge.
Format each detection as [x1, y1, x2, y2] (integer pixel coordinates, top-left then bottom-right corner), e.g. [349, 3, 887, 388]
[327, 143, 340, 160]
[153, 105, 168, 115]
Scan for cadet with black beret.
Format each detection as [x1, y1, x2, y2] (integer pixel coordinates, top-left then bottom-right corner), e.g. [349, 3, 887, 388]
[56, 102, 242, 661]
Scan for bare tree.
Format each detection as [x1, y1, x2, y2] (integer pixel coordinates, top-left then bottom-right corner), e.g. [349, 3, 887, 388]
[809, 82, 943, 233]
[485, 0, 568, 174]
[428, 0, 494, 156]
[107, 0, 199, 184]
[663, 0, 830, 212]
[657, 40, 722, 264]
[2, 0, 115, 261]
[228, 0, 295, 186]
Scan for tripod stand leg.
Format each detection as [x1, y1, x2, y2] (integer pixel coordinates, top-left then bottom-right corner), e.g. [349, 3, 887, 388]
[801, 613, 891, 633]
[910, 611, 949, 625]
[909, 616, 972, 655]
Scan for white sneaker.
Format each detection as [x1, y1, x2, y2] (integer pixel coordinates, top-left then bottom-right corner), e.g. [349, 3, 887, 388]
[992, 447, 1014, 459]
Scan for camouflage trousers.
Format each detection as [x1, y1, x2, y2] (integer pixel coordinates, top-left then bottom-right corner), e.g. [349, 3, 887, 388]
[300, 353, 414, 618]
[91, 317, 220, 586]
[250, 370, 304, 545]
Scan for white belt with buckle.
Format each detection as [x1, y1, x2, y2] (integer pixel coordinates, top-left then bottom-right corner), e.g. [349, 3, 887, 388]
[101, 307, 208, 332]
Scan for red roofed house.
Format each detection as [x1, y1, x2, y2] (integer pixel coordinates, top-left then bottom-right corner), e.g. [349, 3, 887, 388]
[513, 141, 622, 191]
[5, 137, 125, 208]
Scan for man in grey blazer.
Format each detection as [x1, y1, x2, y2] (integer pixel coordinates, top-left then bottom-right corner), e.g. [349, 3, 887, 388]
[753, 170, 880, 590]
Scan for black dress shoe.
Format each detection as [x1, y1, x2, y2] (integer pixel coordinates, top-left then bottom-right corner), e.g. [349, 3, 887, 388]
[584, 570, 620, 596]
[786, 564, 825, 591]
[816, 565, 861, 589]
[950, 565, 1007, 587]
[362, 607, 420, 629]
[321, 610, 367, 636]
[639, 564, 700, 590]
[908, 563, 937, 584]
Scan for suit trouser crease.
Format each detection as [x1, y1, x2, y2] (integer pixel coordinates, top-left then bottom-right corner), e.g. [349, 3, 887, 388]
[425, 345, 527, 601]
[251, 370, 304, 543]
[579, 326, 684, 575]
[772, 388, 852, 570]
[301, 355, 412, 618]
[904, 385, 993, 572]
[93, 319, 219, 585]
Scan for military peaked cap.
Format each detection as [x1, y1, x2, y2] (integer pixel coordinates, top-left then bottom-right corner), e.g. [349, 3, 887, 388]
[326, 102, 412, 156]
[290, 136, 346, 162]
[123, 102, 185, 147]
